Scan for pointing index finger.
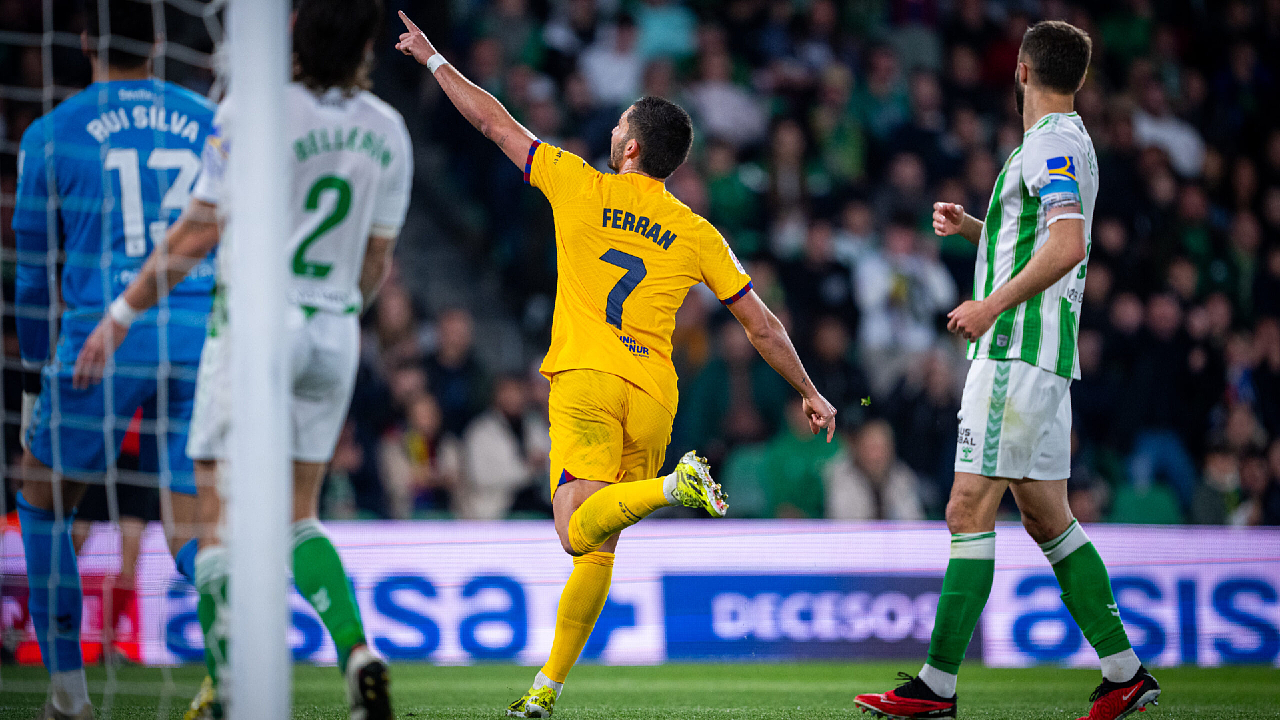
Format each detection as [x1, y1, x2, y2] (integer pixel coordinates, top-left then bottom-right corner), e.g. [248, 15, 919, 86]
[398, 10, 421, 35]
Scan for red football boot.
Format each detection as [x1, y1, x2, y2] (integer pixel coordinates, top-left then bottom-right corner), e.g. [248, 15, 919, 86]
[854, 672, 957, 719]
[1078, 666, 1161, 720]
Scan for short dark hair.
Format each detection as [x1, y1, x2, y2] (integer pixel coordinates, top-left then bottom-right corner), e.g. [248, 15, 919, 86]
[83, 0, 155, 69]
[627, 96, 693, 179]
[294, 0, 383, 91]
[1020, 20, 1092, 94]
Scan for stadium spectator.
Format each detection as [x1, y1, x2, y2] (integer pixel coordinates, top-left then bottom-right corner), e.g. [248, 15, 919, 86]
[804, 316, 872, 428]
[778, 221, 858, 352]
[1189, 445, 1239, 526]
[891, 71, 953, 181]
[811, 64, 868, 189]
[1119, 294, 1199, 507]
[703, 139, 765, 255]
[758, 399, 841, 519]
[1133, 78, 1206, 178]
[1234, 451, 1278, 526]
[872, 152, 932, 225]
[824, 419, 925, 521]
[760, 119, 830, 255]
[458, 374, 552, 519]
[882, 349, 960, 511]
[541, 0, 600, 82]
[379, 392, 461, 519]
[687, 46, 768, 149]
[832, 198, 878, 267]
[676, 320, 792, 468]
[424, 307, 490, 436]
[855, 217, 956, 391]
[849, 44, 909, 144]
[634, 0, 697, 61]
[578, 14, 644, 108]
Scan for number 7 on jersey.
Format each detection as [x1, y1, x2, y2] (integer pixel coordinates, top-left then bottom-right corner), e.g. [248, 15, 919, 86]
[600, 249, 646, 330]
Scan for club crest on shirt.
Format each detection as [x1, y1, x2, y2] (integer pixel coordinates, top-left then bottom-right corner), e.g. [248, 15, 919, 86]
[1046, 156, 1077, 181]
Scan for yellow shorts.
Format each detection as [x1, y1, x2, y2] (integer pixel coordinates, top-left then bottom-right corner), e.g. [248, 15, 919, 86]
[547, 369, 674, 496]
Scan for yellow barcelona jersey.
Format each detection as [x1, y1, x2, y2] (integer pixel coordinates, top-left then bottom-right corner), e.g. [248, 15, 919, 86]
[526, 140, 752, 416]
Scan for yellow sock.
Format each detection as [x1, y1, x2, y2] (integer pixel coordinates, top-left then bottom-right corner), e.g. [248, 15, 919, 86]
[541, 552, 615, 683]
[566, 477, 669, 555]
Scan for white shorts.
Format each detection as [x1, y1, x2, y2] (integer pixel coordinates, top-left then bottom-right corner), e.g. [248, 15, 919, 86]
[187, 307, 360, 463]
[954, 358, 1072, 481]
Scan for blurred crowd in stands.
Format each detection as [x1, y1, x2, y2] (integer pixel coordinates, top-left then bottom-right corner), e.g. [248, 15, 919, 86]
[3, 0, 1280, 526]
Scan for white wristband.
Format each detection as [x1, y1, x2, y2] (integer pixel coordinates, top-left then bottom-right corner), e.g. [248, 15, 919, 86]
[426, 53, 449, 74]
[1046, 212, 1085, 226]
[108, 296, 140, 327]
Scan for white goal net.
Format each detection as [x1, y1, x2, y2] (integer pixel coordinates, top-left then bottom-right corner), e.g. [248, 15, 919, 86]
[0, 1, 292, 717]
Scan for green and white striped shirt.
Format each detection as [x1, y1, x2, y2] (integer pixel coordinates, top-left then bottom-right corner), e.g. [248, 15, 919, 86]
[969, 112, 1096, 380]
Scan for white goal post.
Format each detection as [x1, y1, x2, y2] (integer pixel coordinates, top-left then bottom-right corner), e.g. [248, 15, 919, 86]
[225, 0, 291, 717]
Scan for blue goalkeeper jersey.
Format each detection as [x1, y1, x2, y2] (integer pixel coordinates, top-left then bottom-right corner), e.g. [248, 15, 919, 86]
[13, 78, 217, 368]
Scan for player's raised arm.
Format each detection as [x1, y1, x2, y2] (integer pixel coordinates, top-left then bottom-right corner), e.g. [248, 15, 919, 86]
[396, 11, 535, 168]
[727, 290, 837, 442]
[71, 200, 220, 388]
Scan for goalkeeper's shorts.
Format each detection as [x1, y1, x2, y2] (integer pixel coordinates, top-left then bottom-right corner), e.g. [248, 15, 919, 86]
[547, 368, 673, 497]
[187, 306, 359, 464]
[26, 360, 198, 495]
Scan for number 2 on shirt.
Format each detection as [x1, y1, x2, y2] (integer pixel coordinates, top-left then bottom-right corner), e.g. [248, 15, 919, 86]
[600, 249, 646, 329]
[293, 175, 352, 278]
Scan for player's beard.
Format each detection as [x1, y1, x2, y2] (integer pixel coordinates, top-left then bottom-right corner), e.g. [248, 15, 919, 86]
[1015, 76, 1025, 116]
[608, 135, 625, 172]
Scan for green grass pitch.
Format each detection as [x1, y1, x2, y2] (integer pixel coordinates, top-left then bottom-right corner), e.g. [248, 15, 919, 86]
[1, 662, 1277, 719]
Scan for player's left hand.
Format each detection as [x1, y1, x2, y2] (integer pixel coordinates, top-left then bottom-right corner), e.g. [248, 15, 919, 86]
[72, 317, 130, 389]
[947, 299, 997, 341]
[803, 393, 837, 443]
[395, 11, 438, 64]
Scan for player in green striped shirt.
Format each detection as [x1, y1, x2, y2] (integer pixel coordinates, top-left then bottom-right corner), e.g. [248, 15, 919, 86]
[854, 21, 1160, 720]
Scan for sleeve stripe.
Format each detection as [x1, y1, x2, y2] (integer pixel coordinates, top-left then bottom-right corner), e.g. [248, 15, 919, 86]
[720, 281, 754, 307]
[523, 139, 541, 185]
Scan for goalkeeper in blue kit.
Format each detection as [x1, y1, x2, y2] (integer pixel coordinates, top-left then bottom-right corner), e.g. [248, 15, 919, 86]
[11, 4, 216, 719]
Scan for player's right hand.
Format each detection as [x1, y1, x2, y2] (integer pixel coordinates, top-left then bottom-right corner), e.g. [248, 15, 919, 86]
[933, 202, 965, 237]
[803, 393, 837, 443]
[72, 317, 129, 389]
[395, 11, 438, 65]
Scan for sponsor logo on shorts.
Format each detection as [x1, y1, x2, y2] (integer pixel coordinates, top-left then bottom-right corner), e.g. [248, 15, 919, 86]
[957, 428, 977, 463]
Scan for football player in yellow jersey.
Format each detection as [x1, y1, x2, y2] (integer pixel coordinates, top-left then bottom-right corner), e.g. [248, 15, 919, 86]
[398, 13, 837, 717]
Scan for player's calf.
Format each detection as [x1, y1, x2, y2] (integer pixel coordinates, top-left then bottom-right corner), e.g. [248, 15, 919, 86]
[562, 451, 727, 555]
[17, 481, 92, 719]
